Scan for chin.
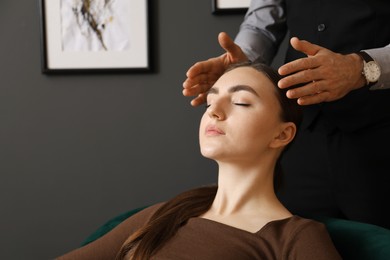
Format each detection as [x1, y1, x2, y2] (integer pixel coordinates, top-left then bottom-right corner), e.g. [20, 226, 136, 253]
[200, 147, 223, 160]
[200, 146, 214, 156]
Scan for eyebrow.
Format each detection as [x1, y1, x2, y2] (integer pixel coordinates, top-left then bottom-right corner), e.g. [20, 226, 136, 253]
[208, 85, 259, 96]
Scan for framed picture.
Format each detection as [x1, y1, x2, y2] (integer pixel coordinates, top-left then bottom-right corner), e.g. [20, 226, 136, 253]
[212, 0, 250, 14]
[39, 0, 151, 73]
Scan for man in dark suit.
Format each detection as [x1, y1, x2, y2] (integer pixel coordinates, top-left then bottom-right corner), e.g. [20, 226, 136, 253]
[183, 0, 390, 229]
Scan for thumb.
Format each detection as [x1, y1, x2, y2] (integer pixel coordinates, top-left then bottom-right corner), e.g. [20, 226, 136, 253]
[290, 37, 322, 57]
[218, 32, 246, 60]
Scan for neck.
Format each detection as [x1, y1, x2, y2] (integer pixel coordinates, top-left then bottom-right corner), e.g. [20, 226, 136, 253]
[210, 161, 282, 216]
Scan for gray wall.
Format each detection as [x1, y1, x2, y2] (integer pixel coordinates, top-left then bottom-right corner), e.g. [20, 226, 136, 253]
[0, 1, 287, 259]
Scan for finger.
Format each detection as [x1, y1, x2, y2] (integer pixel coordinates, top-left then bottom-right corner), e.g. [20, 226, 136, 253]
[297, 91, 329, 106]
[182, 82, 215, 96]
[183, 74, 209, 89]
[182, 87, 198, 97]
[186, 60, 211, 78]
[286, 81, 322, 99]
[186, 33, 237, 78]
[279, 68, 319, 89]
[279, 58, 317, 76]
[182, 78, 200, 91]
[218, 32, 244, 61]
[290, 37, 322, 57]
[183, 71, 219, 90]
[279, 38, 323, 75]
[190, 93, 207, 107]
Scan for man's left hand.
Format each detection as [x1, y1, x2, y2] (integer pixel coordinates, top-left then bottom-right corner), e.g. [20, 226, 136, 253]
[278, 37, 366, 105]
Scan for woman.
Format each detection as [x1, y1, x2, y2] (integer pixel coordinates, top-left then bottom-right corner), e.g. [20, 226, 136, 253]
[57, 62, 341, 259]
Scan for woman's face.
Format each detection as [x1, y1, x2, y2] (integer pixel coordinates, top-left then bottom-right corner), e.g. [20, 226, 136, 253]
[199, 67, 284, 163]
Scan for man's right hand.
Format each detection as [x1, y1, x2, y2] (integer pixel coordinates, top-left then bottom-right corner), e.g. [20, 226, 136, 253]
[182, 32, 248, 106]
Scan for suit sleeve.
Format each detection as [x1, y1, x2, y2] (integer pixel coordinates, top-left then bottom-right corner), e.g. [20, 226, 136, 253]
[234, 0, 288, 64]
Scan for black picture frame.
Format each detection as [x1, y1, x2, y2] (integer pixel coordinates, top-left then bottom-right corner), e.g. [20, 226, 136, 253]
[212, 0, 249, 14]
[39, 0, 151, 74]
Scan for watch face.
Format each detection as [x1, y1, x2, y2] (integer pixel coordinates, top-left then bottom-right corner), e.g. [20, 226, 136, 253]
[364, 61, 381, 82]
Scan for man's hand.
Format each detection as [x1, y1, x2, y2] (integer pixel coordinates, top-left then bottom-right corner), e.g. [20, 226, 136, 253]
[278, 37, 366, 105]
[182, 32, 248, 106]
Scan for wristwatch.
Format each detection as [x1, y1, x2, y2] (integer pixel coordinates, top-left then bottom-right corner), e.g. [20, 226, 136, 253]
[357, 51, 381, 87]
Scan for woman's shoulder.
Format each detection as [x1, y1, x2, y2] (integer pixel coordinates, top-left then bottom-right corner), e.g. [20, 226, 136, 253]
[124, 202, 165, 224]
[112, 202, 165, 234]
[269, 215, 329, 236]
[262, 215, 341, 260]
[259, 216, 335, 248]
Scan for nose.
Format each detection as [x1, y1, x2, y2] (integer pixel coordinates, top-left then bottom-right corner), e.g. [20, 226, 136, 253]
[207, 100, 226, 120]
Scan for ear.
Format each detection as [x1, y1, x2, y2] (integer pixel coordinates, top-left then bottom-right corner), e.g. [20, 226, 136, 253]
[269, 122, 297, 149]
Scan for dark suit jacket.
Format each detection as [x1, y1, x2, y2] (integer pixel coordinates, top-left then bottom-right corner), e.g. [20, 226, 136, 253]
[285, 0, 390, 132]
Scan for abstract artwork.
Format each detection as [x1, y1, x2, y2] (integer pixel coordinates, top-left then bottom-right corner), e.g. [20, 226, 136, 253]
[40, 0, 150, 73]
[61, 0, 129, 51]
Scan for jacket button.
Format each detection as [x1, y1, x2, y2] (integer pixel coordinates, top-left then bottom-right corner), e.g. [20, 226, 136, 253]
[317, 23, 326, 32]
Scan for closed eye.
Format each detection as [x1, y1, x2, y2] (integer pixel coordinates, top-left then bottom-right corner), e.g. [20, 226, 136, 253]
[234, 103, 250, 107]
[205, 103, 250, 109]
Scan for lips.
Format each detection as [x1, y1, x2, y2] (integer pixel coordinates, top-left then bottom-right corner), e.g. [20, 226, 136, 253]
[205, 125, 225, 136]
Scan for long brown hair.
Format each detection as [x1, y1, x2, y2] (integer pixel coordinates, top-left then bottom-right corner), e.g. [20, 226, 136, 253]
[116, 61, 302, 259]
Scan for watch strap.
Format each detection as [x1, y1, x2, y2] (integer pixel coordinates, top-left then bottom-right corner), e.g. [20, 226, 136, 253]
[357, 51, 374, 62]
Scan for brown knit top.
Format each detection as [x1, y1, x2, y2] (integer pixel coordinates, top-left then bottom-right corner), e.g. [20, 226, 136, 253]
[57, 203, 342, 260]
